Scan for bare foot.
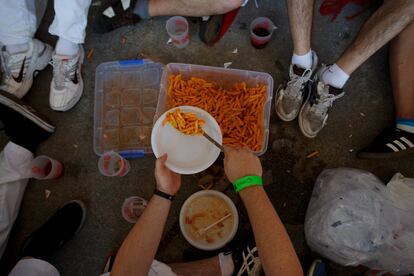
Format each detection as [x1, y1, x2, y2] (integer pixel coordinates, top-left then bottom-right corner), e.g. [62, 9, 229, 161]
[149, 0, 243, 17]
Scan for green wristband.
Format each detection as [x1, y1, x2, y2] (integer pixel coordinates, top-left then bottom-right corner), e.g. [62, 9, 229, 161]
[233, 175, 263, 193]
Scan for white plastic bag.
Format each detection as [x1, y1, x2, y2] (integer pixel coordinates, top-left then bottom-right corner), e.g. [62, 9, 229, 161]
[305, 168, 414, 275]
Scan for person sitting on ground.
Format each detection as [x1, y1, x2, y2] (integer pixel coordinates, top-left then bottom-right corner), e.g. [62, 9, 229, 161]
[93, 0, 244, 34]
[358, 21, 414, 158]
[275, 0, 414, 138]
[108, 148, 303, 276]
[0, 0, 92, 111]
[0, 89, 87, 275]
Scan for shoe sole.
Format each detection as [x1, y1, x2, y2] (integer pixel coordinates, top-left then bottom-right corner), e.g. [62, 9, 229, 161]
[67, 200, 87, 235]
[275, 84, 301, 122]
[50, 48, 84, 112]
[0, 90, 55, 132]
[357, 147, 414, 159]
[18, 42, 53, 99]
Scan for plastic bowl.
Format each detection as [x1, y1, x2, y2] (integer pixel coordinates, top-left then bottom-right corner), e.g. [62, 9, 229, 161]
[179, 190, 239, 250]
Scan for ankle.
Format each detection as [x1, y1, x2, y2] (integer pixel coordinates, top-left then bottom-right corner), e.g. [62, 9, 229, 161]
[55, 38, 79, 56]
[292, 50, 313, 70]
[321, 63, 349, 89]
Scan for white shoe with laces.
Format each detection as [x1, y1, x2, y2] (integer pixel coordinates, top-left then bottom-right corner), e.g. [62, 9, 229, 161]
[49, 46, 84, 111]
[275, 51, 318, 121]
[299, 65, 345, 138]
[0, 39, 52, 98]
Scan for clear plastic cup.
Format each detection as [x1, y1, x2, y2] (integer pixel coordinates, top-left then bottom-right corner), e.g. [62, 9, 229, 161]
[122, 196, 148, 223]
[250, 17, 275, 49]
[98, 151, 130, 177]
[166, 16, 190, 48]
[30, 155, 64, 180]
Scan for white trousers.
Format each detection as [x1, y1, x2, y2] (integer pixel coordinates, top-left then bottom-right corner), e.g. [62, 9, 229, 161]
[0, 0, 91, 45]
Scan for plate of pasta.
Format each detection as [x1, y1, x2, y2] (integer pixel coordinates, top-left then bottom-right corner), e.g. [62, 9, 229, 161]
[151, 106, 222, 174]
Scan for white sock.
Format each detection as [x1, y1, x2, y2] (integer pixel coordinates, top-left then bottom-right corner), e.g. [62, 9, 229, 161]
[219, 252, 234, 276]
[6, 43, 29, 54]
[291, 50, 313, 69]
[55, 38, 79, 56]
[321, 63, 349, 89]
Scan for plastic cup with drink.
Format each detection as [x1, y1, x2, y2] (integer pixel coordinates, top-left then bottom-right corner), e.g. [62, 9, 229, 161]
[166, 16, 190, 48]
[98, 151, 130, 177]
[122, 196, 148, 223]
[250, 17, 276, 49]
[30, 155, 64, 180]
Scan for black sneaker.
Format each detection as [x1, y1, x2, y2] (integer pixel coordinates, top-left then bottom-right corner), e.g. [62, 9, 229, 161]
[0, 90, 55, 152]
[21, 200, 87, 261]
[93, 0, 141, 34]
[357, 127, 414, 159]
[308, 259, 327, 276]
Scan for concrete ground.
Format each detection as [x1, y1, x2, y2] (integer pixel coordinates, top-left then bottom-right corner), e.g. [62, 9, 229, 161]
[1, 0, 413, 275]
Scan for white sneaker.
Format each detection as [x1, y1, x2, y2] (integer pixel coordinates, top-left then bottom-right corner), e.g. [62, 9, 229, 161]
[49, 46, 84, 111]
[275, 51, 318, 122]
[299, 65, 345, 138]
[0, 39, 52, 98]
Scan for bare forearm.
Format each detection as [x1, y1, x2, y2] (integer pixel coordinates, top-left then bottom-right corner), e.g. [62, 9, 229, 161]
[112, 195, 171, 276]
[240, 187, 303, 276]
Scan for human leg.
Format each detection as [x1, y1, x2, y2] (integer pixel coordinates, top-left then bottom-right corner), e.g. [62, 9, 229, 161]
[0, 89, 55, 257]
[275, 0, 317, 122]
[298, 0, 414, 138]
[94, 0, 243, 34]
[0, 0, 52, 98]
[336, 0, 414, 76]
[48, 0, 91, 112]
[358, 21, 414, 158]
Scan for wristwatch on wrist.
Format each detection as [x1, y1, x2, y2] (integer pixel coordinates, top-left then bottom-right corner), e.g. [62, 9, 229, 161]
[232, 175, 263, 193]
[154, 189, 175, 201]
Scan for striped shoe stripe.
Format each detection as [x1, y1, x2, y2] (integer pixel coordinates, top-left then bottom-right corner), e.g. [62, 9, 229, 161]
[400, 137, 414, 148]
[386, 143, 399, 152]
[394, 140, 407, 150]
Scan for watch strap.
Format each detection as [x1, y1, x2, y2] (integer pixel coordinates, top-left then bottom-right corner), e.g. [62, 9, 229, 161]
[154, 189, 175, 201]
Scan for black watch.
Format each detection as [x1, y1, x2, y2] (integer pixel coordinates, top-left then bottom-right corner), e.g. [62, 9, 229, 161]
[154, 189, 175, 201]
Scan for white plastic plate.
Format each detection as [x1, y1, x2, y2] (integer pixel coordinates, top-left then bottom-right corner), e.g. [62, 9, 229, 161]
[151, 106, 222, 174]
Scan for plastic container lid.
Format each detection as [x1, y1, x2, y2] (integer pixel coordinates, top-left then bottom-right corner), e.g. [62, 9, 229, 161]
[94, 59, 163, 158]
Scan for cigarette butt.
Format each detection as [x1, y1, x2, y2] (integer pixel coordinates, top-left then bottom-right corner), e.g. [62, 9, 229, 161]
[87, 48, 95, 59]
[306, 151, 320, 159]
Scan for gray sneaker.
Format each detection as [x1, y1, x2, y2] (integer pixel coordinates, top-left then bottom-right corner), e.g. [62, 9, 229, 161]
[299, 65, 344, 138]
[275, 51, 318, 121]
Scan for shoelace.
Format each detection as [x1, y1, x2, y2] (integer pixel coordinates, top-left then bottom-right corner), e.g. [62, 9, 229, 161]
[284, 68, 312, 99]
[0, 51, 12, 82]
[49, 58, 77, 89]
[237, 246, 261, 276]
[311, 89, 344, 117]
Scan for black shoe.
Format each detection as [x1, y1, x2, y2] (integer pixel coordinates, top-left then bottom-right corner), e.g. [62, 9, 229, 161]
[21, 200, 87, 261]
[308, 259, 328, 276]
[93, 0, 141, 34]
[357, 127, 414, 159]
[0, 89, 54, 152]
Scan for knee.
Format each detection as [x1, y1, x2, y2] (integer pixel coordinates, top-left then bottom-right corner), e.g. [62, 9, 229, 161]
[213, 0, 244, 14]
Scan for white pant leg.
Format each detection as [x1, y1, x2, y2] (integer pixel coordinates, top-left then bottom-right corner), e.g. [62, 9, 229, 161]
[0, 142, 33, 258]
[9, 258, 60, 276]
[0, 0, 37, 45]
[49, 0, 92, 44]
